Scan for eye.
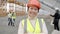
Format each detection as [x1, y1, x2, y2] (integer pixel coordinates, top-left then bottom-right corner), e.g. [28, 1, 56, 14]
[30, 8, 33, 10]
[29, 7, 33, 10]
[34, 9, 37, 10]
[34, 8, 38, 11]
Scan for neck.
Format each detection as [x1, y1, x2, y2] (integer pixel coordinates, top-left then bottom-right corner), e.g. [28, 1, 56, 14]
[28, 15, 37, 20]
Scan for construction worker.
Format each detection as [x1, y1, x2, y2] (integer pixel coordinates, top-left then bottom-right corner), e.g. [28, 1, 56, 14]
[12, 12, 16, 26]
[50, 8, 60, 31]
[18, 0, 48, 34]
[8, 11, 12, 26]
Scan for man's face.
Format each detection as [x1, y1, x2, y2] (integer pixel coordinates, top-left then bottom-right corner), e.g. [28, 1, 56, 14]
[28, 6, 39, 18]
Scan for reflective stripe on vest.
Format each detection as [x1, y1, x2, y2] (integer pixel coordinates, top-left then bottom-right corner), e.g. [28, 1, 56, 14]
[22, 18, 45, 34]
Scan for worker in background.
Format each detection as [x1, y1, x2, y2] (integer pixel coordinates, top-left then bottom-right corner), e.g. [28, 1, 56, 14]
[12, 12, 16, 26]
[8, 11, 12, 26]
[18, 0, 48, 34]
[50, 8, 60, 31]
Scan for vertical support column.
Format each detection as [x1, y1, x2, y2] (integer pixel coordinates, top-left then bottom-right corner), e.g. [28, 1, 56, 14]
[7, 3, 9, 13]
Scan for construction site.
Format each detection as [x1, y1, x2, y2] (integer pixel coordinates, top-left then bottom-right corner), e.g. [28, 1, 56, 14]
[0, 0, 60, 34]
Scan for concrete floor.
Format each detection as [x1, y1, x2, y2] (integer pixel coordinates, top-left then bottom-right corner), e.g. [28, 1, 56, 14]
[0, 16, 60, 34]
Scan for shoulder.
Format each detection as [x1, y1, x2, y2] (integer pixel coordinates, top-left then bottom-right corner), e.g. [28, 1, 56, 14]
[20, 19, 25, 24]
[19, 19, 25, 26]
[38, 18, 45, 23]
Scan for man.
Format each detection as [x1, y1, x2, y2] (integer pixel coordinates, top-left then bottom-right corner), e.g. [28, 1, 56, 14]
[18, 0, 48, 34]
[50, 8, 60, 31]
[12, 12, 16, 26]
[8, 11, 12, 26]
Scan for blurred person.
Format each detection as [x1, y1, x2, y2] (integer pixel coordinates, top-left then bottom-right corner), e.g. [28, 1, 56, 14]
[18, 0, 48, 34]
[12, 12, 16, 26]
[50, 8, 60, 31]
[8, 11, 12, 26]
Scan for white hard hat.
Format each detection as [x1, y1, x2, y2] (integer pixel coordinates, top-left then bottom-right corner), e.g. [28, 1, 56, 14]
[55, 7, 59, 10]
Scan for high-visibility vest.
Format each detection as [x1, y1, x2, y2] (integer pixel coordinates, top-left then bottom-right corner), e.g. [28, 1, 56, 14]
[22, 18, 45, 34]
[8, 13, 12, 18]
[12, 13, 16, 19]
[12, 16, 16, 19]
